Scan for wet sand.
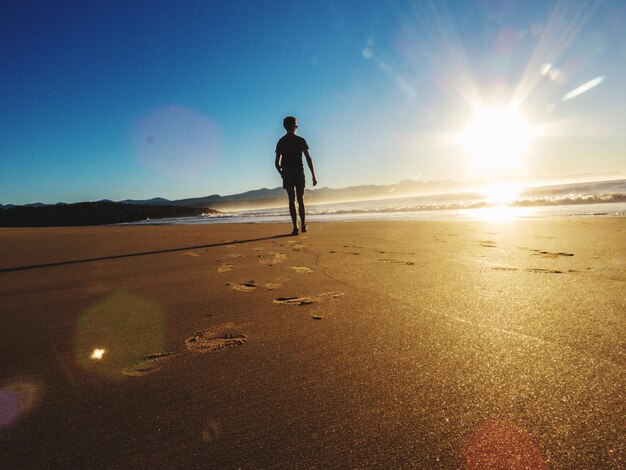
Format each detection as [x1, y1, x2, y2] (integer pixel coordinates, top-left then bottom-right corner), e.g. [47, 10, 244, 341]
[0, 220, 624, 468]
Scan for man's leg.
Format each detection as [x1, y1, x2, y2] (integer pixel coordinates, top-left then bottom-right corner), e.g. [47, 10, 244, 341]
[285, 186, 298, 232]
[296, 185, 306, 230]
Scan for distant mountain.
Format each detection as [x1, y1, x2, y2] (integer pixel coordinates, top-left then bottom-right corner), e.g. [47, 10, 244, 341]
[120, 197, 172, 206]
[0, 201, 218, 227]
[119, 180, 468, 211]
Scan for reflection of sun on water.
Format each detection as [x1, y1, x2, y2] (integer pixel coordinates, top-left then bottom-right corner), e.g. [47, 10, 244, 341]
[473, 184, 532, 221]
[481, 184, 522, 204]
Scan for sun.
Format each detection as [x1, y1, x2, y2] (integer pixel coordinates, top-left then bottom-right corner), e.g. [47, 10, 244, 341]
[462, 106, 533, 178]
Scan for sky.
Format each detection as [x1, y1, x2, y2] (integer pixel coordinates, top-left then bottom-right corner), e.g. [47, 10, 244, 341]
[1, 0, 625, 205]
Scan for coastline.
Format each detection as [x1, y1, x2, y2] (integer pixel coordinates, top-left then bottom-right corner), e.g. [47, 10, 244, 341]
[1, 219, 624, 467]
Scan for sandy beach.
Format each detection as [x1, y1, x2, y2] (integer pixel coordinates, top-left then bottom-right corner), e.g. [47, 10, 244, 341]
[0, 219, 624, 468]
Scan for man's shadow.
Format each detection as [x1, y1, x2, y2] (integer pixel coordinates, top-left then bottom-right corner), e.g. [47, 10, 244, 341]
[0, 234, 293, 274]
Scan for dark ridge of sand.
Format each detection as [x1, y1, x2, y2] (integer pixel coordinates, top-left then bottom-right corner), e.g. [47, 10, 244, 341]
[0, 220, 624, 468]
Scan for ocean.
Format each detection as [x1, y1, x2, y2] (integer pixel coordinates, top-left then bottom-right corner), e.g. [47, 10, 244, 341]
[121, 179, 626, 225]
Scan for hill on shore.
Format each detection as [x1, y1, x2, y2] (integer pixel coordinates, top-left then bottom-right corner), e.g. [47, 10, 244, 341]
[0, 201, 217, 227]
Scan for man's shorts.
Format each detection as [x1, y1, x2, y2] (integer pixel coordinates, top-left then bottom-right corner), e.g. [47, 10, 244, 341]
[282, 170, 305, 191]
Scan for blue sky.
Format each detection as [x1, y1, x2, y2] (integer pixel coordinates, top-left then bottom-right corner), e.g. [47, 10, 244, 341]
[1, 0, 625, 204]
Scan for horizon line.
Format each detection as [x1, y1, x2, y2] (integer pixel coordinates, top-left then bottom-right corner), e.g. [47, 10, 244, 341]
[2, 173, 625, 208]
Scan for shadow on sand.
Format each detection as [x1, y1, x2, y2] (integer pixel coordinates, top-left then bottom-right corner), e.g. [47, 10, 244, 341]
[0, 234, 293, 274]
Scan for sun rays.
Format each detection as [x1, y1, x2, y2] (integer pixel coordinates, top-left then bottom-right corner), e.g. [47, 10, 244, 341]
[364, 1, 611, 184]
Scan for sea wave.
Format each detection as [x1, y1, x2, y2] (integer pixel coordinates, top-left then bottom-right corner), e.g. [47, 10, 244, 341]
[231, 192, 626, 218]
[512, 193, 626, 206]
[201, 212, 237, 218]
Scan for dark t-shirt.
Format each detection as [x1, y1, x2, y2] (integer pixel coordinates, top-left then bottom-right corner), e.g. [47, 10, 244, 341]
[275, 134, 309, 174]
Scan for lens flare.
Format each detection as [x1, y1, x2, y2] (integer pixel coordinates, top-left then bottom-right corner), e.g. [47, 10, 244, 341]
[134, 105, 220, 178]
[562, 76, 605, 101]
[75, 292, 167, 380]
[462, 419, 547, 469]
[90, 348, 106, 360]
[0, 389, 20, 429]
[0, 378, 44, 430]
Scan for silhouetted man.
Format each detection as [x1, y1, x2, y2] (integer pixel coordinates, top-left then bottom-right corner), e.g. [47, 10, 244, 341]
[275, 116, 317, 235]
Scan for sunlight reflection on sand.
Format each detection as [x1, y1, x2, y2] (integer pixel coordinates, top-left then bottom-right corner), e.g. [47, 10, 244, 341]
[470, 205, 534, 222]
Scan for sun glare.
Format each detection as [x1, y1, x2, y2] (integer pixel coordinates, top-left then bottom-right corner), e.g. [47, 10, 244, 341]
[463, 106, 533, 178]
[471, 183, 528, 222]
[481, 184, 522, 204]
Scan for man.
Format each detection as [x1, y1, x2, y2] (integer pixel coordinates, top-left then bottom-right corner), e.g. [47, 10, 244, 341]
[275, 116, 317, 236]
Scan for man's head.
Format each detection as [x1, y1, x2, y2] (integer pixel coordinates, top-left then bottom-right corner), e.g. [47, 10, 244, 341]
[283, 116, 298, 133]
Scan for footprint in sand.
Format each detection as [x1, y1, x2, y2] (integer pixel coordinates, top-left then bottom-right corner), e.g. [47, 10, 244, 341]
[274, 296, 314, 306]
[258, 252, 287, 266]
[217, 263, 234, 273]
[273, 291, 344, 306]
[379, 258, 415, 265]
[480, 241, 497, 248]
[287, 240, 306, 250]
[289, 266, 313, 274]
[526, 268, 563, 274]
[185, 323, 247, 353]
[530, 250, 574, 258]
[492, 266, 563, 274]
[232, 281, 256, 291]
[122, 352, 176, 377]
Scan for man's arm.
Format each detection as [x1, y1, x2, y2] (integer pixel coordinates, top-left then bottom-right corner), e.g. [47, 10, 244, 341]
[304, 149, 317, 186]
[275, 153, 282, 176]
